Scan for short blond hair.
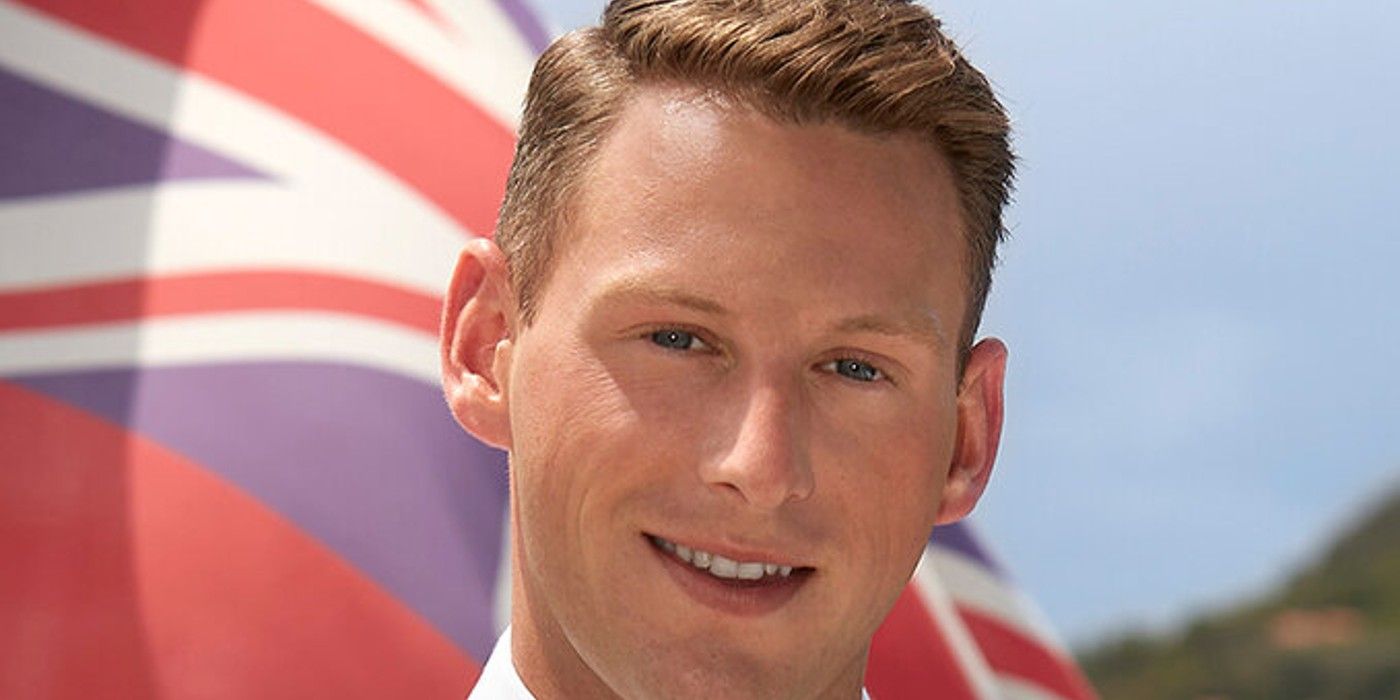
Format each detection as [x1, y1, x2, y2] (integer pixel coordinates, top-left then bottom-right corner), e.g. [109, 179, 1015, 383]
[496, 0, 1015, 353]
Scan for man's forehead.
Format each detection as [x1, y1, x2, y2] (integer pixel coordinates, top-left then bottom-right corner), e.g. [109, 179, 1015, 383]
[582, 85, 957, 221]
[595, 87, 763, 188]
[538, 83, 970, 342]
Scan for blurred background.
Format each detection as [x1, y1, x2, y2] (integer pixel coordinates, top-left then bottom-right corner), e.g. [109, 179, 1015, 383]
[4, 0, 1397, 697]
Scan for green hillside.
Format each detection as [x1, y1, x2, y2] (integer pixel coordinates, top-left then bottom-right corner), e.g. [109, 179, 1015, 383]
[1078, 485, 1400, 699]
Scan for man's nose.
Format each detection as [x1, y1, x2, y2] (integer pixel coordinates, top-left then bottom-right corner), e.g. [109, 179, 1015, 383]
[699, 380, 815, 510]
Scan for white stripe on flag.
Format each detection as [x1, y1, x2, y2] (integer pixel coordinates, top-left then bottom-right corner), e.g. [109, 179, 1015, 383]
[910, 551, 1003, 700]
[996, 676, 1070, 700]
[421, 0, 552, 59]
[0, 182, 461, 295]
[0, 2, 473, 240]
[0, 312, 439, 383]
[927, 547, 1067, 654]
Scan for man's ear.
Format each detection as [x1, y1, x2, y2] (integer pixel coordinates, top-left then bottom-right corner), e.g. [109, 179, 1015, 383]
[441, 237, 515, 450]
[935, 338, 1008, 524]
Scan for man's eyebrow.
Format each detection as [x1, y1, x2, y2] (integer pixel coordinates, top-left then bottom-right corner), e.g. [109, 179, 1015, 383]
[592, 278, 730, 315]
[831, 311, 949, 348]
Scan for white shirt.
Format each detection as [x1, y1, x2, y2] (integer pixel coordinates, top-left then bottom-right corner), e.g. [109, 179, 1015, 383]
[469, 627, 873, 699]
[469, 627, 535, 700]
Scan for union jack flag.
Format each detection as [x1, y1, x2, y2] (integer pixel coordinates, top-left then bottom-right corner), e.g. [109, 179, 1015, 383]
[0, 1, 1095, 697]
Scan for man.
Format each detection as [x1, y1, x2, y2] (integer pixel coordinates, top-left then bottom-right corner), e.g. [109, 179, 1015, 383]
[442, 0, 1014, 697]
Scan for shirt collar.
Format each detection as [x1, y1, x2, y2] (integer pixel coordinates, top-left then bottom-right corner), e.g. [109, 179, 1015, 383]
[470, 626, 873, 700]
[469, 627, 536, 700]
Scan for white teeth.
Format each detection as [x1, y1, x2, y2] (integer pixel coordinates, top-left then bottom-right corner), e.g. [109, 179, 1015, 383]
[735, 562, 765, 580]
[709, 555, 739, 578]
[652, 536, 797, 579]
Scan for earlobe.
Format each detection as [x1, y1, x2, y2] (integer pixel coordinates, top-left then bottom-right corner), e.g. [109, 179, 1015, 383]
[441, 238, 515, 450]
[935, 338, 1008, 524]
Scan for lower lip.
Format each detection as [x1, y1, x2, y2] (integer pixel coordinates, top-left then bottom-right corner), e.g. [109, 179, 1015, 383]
[646, 535, 810, 617]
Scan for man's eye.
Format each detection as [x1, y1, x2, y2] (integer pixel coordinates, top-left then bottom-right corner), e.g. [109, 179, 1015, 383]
[649, 329, 707, 351]
[828, 358, 884, 383]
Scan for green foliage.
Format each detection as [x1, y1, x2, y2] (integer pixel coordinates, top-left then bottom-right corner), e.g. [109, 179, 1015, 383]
[1078, 486, 1400, 699]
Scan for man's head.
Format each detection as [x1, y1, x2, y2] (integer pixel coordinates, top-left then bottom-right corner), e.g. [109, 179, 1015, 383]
[443, 1, 1013, 698]
[497, 0, 1014, 354]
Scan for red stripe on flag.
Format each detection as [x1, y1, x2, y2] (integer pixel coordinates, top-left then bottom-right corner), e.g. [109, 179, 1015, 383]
[958, 606, 1098, 700]
[18, 0, 517, 236]
[866, 586, 980, 700]
[0, 389, 158, 697]
[0, 271, 440, 334]
[0, 381, 477, 698]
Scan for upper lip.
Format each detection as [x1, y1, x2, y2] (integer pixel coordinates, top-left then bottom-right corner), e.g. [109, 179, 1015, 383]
[646, 531, 813, 569]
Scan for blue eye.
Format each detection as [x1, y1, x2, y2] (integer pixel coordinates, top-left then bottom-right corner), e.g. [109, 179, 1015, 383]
[831, 358, 883, 383]
[649, 329, 702, 351]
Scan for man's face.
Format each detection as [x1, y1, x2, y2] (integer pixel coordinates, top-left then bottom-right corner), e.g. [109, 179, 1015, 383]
[500, 88, 980, 699]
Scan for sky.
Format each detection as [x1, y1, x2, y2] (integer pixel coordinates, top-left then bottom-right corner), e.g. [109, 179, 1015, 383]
[527, 0, 1400, 648]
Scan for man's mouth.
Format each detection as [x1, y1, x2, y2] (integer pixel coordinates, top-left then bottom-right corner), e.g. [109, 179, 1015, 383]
[646, 534, 804, 582]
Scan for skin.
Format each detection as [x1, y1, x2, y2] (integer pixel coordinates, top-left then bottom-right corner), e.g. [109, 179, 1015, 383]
[442, 86, 1007, 699]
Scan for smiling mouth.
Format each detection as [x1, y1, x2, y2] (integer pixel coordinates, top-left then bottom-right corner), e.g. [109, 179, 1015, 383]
[646, 534, 810, 583]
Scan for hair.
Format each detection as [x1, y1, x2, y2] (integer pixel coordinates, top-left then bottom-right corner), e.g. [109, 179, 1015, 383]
[495, 0, 1015, 357]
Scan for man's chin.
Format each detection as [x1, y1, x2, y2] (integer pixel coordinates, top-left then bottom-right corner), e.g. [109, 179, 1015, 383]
[598, 640, 837, 700]
[583, 602, 866, 700]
